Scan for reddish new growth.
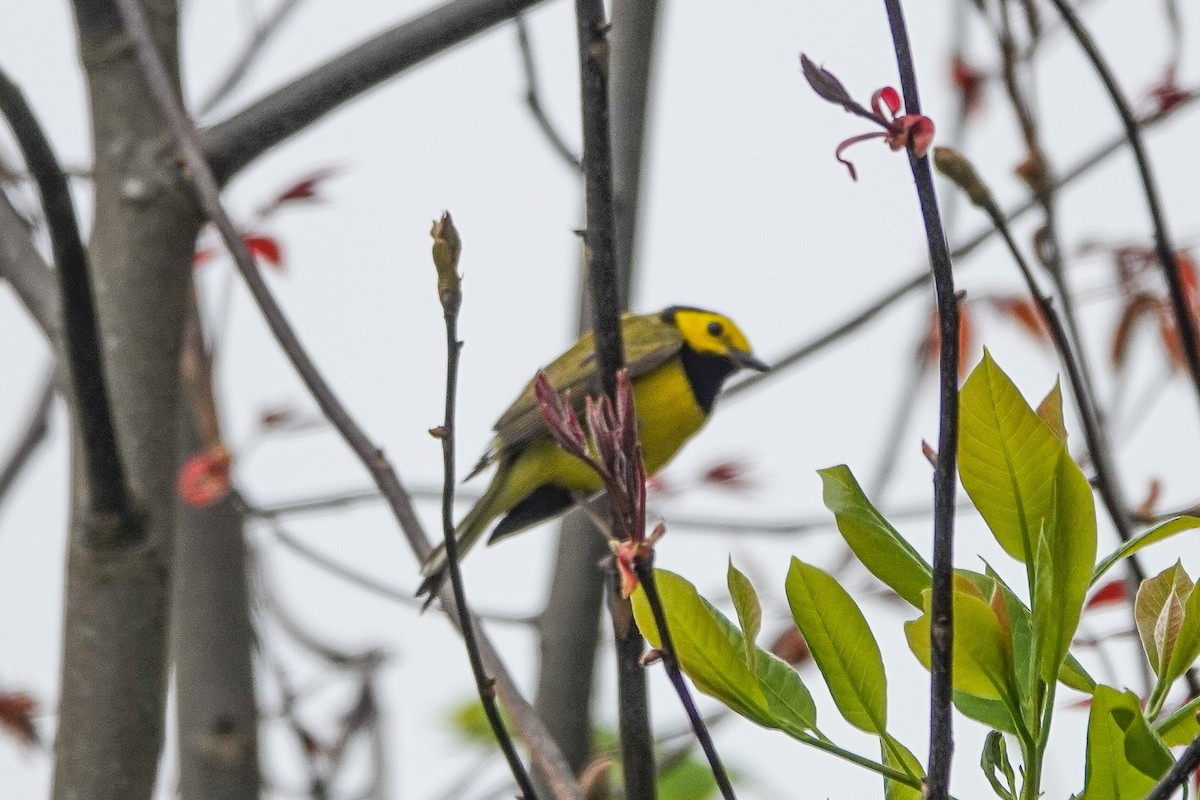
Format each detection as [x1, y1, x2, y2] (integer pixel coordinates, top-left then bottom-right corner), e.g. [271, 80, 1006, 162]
[800, 54, 935, 181]
[534, 370, 664, 597]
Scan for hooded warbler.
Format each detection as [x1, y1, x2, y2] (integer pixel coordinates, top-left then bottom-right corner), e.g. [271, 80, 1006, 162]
[417, 305, 767, 599]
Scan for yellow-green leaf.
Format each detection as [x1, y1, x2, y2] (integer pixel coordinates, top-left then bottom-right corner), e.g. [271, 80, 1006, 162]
[634, 571, 768, 725]
[881, 734, 924, 800]
[727, 560, 761, 668]
[1093, 516, 1200, 587]
[786, 558, 887, 734]
[819, 465, 931, 607]
[1083, 686, 1172, 799]
[906, 588, 1015, 702]
[1135, 563, 1192, 679]
[958, 351, 1064, 563]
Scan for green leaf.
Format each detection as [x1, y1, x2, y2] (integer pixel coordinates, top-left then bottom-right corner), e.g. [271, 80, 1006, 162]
[1135, 563, 1192, 679]
[952, 692, 1019, 734]
[1083, 686, 1172, 800]
[968, 565, 1096, 696]
[1167, 574, 1200, 693]
[785, 558, 888, 734]
[981, 731, 1018, 800]
[1039, 449, 1097, 682]
[958, 350, 1064, 563]
[659, 754, 721, 800]
[1092, 516, 1200, 587]
[1156, 696, 1200, 746]
[633, 571, 769, 725]
[633, 569, 817, 733]
[753, 647, 819, 738]
[906, 588, 1016, 702]
[881, 734, 924, 800]
[818, 465, 932, 607]
[727, 560, 761, 668]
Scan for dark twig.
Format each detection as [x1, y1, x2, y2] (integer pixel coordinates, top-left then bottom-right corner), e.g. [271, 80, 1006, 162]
[880, 4, 958, 798]
[0, 369, 55, 515]
[114, 3, 582, 794]
[726, 90, 1200, 401]
[0, 68, 134, 524]
[634, 559, 737, 800]
[514, 15, 582, 172]
[196, 0, 307, 117]
[203, 0, 550, 181]
[432, 214, 539, 798]
[574, 1, 653, 795]
[1143, 731, 1200, 800]
[1046, 0, 1200, 418]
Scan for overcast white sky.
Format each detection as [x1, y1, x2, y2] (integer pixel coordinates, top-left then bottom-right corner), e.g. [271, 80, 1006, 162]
[2, 0, 1200, 798]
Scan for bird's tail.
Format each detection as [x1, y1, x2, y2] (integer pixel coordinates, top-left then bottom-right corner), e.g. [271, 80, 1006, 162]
[415, 483, 501, 609]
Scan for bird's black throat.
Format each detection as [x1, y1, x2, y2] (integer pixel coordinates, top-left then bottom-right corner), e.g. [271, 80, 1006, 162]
[678, 343, 736, 414]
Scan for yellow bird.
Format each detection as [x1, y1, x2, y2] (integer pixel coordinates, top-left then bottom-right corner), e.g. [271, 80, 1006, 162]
[417, 306, 767, 599]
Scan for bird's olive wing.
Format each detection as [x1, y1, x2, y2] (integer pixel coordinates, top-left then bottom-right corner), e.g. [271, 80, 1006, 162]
[486, 313, 683, 460]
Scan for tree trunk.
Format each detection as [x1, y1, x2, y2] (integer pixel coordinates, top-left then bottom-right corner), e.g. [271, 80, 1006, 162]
[53, 2, 201, 798]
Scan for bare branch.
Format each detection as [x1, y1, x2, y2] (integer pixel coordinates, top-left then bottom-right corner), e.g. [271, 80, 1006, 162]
[514, 15, 582, 172]
[203, 0, 550, 181]
[1047, 0, 1200, 420]
[880, 4, 958, 797]
[195, 0, 308, 117]
[0, 67, 134, 523]
[0, 369, 55, 517]
[0, 190, 58, 338]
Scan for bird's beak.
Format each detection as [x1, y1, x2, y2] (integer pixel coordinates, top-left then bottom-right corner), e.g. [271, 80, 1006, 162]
[729, 348, 770, 372]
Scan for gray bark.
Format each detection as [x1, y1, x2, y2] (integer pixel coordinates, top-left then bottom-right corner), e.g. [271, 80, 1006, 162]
[173, 427, 260, 800]
[53, 2, 202, 798]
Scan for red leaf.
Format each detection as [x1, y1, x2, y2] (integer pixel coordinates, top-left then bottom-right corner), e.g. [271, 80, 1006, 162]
[177, 444, 232, 508]
[992, 296, 1050, 343]
[1110, 294, 1159, 368]
[701, 460, 752, 490]
[0, 692, 39, 747]
[768, 627, 811, 666]
[244, 234, 283, 269]
[193, 247, 215, 268]
[261, 168, 340, 216]
[1085, 579, 1129, 611]
[921, 300, 972, 376]
[950, 52, 985, 116]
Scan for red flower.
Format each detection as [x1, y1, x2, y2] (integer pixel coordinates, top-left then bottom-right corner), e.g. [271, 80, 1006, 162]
[800, 55, 936, 181]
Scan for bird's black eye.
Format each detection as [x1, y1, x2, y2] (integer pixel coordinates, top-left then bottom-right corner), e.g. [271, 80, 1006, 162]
[707, 321, 724, 337]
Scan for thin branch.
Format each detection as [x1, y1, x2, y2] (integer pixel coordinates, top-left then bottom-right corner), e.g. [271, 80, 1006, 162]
[203, 0, 550, 181]
[514, 15, 582, 172]
[634, 559, 737, 800]
[1046, 0, 1200, 419]
[1143, 731, 1200, 800]
[0, 369, 55, 515]
[113, 3, 582, 794]
[0, 189, 58, 339]
[726, 90, 1200, 401]
[0, 67, 135, 525]
[251, 483, 976, 537]
[432, 214, 539, 798]
[195, 0, 308, 117]
[574, 1, 653, 796]
[881, 4, 958, 798]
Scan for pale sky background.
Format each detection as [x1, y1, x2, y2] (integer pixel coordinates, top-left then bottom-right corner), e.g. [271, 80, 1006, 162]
[2, 0, 1200, 798]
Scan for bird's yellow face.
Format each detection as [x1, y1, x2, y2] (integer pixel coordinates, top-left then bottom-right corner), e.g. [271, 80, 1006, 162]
[665, 307, 767, 371]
